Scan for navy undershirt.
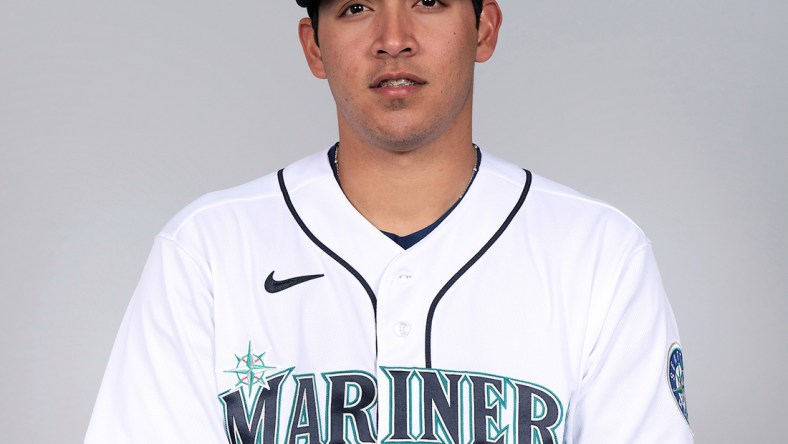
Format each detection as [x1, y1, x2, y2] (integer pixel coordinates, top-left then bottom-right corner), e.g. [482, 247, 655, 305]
[327, 144, 481, 249]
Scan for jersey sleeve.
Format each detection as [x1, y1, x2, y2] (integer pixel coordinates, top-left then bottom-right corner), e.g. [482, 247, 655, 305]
[85, 235, 225, 443]
[567, 243, 694, 443]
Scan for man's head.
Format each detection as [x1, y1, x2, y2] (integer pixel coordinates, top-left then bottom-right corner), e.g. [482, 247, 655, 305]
[297, 0, 485, 45]
[296, 0, 502, 151]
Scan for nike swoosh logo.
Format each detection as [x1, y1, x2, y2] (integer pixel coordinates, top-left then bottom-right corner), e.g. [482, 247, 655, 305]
[264, 271, 324, 293]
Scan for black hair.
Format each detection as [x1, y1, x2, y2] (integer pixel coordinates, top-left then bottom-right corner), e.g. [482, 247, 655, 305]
[305, 0, 484, 46]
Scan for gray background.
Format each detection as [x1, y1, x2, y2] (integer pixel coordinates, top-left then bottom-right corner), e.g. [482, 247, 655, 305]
[1, 1, 785, 442]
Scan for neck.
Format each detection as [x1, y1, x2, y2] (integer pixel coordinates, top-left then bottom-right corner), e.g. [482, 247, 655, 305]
[335, 136, 478, 236]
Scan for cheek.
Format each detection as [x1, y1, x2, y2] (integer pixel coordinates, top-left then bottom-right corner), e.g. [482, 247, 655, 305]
[324, 62, 367, 114]
[438, 29, 477, 67]
[440, 38, 477, 85]
[323, 55, 359, 94]
[320, 36, 365, 86]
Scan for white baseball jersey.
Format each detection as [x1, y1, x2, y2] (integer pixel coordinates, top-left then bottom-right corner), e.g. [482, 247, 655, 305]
[86, 149, 693, 443]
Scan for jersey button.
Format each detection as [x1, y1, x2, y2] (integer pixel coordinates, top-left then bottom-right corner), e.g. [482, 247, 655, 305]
[393, 322, 411, 337]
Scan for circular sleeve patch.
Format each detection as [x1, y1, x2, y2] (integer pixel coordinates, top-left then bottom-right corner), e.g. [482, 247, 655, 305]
[667, 342, 689, 423]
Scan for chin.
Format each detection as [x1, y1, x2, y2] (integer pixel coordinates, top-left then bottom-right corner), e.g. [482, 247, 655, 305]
[369, 114, 451, 149]
[367, 127, 440, 152]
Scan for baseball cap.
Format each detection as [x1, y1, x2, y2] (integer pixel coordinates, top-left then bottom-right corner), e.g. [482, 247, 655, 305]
[295, 0, 313, 7]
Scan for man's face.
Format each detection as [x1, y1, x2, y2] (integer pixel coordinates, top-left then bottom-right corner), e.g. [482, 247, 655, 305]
[299, 0, 500, 151]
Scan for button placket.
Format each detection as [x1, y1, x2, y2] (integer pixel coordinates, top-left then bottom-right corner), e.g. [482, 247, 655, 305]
[392, 270, 413, 338]
[377, 259, 426, 366]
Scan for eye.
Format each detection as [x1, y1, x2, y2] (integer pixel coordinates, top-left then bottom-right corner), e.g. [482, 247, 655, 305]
[414, 0, 445, 10]
[341, 4, 369, 16]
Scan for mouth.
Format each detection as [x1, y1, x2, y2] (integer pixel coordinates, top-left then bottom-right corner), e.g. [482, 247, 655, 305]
[378, 79, 419, 88]
[371, 73, 426, 89]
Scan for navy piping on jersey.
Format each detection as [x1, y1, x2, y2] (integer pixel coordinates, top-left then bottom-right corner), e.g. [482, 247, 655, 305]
[277, 169, 378, 317]
[281, 148, 532, 368]
[424, 169, 532, 368]
[328, 143, 482, 249]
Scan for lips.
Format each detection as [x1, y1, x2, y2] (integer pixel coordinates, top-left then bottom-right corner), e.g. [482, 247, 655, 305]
[371, 72, 426, 89]
[379, 79, 418, 88]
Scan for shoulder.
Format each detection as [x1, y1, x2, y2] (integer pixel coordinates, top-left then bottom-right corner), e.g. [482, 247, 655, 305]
[158, 150, 330, 241]
[481, 149, 650, 254]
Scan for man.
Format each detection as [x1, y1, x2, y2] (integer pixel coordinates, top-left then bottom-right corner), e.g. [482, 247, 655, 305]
[86, 1, 693, 442]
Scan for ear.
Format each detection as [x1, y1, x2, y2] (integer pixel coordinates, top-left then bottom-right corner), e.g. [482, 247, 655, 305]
[298, 18, 327, 79]
[475, 0, 503, 63]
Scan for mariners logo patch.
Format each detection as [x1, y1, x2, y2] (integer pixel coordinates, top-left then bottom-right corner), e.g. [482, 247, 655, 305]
[224, 341, 277, 392]
[667, 342, 689, 423]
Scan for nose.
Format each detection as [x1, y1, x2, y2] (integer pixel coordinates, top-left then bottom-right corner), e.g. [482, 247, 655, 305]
[373, 8, 418, 58]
